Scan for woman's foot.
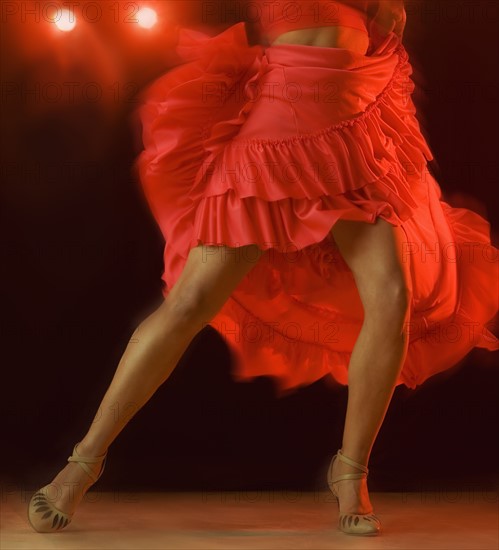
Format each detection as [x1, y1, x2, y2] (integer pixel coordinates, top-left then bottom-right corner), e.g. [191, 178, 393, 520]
[28, 441, 107, 532]
[47, 441, 106, 516]
[329, 449, 374, 515]
[328, 448, 381, 535]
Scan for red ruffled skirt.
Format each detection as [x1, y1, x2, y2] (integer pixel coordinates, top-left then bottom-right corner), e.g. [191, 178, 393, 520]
[134, 22, 499, 397]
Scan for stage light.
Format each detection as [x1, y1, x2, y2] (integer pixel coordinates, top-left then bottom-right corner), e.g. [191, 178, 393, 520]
[51, 9, 77, 32]
[137, 7, 158, 29]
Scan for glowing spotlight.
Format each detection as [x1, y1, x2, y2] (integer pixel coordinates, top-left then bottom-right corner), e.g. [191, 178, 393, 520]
[51, 9, 77, 32]
[137, 7, 158, 29]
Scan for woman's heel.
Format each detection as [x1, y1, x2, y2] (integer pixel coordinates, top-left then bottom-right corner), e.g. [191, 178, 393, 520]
[27, 442, 107, 532]
[327, 449, 381, 536]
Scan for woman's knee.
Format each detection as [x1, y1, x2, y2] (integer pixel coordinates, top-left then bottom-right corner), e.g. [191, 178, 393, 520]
[331, 218, 411, 323]
[157, 244, 263, 329]
[364, 269, 411, 326]
[165, 283, 217, 327]
[385, 275, 411, 314]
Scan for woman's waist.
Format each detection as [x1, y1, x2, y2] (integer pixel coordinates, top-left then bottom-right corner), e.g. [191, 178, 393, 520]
[258, 0, 369, 42]
[269, 25, 370, 54]
[262, 39, 397, 70]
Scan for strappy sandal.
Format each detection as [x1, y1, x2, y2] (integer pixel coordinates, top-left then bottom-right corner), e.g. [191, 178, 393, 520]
[27, 442, 107, 532]
[327, 448, 382, 536]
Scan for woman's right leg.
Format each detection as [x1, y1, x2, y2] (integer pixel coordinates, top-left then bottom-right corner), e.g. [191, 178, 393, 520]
[44, 243, 264, 516]
[328, 218, 411, 516]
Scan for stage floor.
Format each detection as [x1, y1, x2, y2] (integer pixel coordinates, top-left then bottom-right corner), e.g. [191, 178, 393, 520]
[2, 490, 497, 549]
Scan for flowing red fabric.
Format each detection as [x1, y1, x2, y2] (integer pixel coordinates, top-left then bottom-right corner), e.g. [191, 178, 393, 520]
[134, 22, 498, 397]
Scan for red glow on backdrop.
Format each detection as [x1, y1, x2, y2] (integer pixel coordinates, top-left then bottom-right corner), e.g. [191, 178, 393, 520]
[0, 1, 196, 165]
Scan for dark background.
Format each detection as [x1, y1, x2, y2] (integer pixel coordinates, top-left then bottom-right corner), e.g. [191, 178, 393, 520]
[1, 1, 498, 497]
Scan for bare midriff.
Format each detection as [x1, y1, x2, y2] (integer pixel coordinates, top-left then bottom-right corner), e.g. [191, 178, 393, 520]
[270, 25, 370, 55]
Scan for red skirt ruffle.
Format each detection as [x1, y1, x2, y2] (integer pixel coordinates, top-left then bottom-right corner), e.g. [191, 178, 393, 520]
[134, 22, 499, 397]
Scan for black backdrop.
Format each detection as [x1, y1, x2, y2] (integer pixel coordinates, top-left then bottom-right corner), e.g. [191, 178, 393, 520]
[1, 1, 498, 496]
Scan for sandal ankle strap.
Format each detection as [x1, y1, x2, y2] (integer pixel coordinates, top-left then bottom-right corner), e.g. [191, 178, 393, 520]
[331, 472, 367, 484]
[67, 443, 108, 484]
[327, 448, 370, 486]
[336, 449, 369, 474]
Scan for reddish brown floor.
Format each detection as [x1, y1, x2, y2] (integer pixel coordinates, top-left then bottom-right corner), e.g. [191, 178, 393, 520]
[2, 490, 497, 549]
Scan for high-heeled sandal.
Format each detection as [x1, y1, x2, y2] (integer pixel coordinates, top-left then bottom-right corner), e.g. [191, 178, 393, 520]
[327, 448, 382, 536]
[27, 442, 107, 532]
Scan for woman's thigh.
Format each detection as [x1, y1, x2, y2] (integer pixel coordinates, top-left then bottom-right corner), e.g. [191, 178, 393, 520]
[166, 244, 265, 321]
[330, 218, 412, 310]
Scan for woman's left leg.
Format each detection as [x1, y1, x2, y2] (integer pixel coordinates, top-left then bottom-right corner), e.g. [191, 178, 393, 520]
[328, 217, 412, 514]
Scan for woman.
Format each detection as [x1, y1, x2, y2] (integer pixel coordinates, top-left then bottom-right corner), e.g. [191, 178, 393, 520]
[28, 0, 498, 537]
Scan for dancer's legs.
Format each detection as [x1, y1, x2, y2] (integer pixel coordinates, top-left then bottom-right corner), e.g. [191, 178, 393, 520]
[47, 243, 264, 514]
[329, 217, 411, 514]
